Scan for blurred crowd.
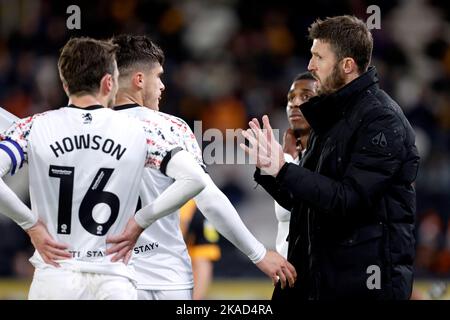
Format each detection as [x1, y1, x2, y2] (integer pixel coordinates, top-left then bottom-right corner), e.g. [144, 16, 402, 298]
[0, 0, 449, 280]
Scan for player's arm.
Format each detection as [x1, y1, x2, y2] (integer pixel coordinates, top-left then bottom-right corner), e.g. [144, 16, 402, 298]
[194, 175, 296, 288]
[0, 150, 37, 230]
[166, 118, 296, 287]
[0, 119, 71, 266]
[272, 154, 294, 255]
[165, 118, 269, 264]
[135, 148, 207, 227]
[106, 148, 207, 262]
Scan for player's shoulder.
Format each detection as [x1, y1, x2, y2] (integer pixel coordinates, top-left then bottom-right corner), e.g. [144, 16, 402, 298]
[12, 109, 56, 127]
[120, 106, 190, 128]
[138, 108, 180, 122]
[29, 105, 95, 120]
[112, 109, 149, 129]
[142, 109, 192, 135]
[161, 111, 188, 126]
[28, 109, 55, 119]
[0, 109, 58, 142]
[156, 111, 192, 133]
[36, 106, 116, 123]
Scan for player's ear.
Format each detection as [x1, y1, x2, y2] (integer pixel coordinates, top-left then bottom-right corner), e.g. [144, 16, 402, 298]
[342, 57, 357, 74]
[62, 82, 70, 97]
[59, 73, 70, 96]
[133, 72, 145, 89]
[100, 73, 113, 95]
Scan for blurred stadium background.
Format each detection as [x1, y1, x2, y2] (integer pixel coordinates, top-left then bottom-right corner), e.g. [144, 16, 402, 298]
[0, 0, 449, 299]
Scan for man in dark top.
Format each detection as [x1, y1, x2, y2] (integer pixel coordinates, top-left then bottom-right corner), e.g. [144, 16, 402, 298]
[241, 15, 420, 300]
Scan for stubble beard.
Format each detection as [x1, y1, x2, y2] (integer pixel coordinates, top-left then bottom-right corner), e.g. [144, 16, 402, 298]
[316, 63, 346, 96]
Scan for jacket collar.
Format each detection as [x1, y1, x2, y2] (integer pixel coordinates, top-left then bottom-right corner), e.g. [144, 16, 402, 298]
[300, 66, 379, 134]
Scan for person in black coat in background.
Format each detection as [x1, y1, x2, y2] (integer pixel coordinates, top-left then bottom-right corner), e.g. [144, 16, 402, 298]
[241, 15, 420, 300]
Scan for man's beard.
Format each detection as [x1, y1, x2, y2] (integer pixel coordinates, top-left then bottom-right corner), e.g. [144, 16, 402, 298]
[316, 62, 346, 95]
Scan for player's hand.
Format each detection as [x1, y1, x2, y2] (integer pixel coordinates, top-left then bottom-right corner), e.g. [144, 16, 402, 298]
[255, 250, 297, 289]
[283, 128, 299, 159]
[106, 217, 144, 264]
[25, 220, 71, 267]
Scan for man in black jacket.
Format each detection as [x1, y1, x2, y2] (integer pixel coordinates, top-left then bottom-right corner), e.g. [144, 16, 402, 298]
[241, 15, 420, 300]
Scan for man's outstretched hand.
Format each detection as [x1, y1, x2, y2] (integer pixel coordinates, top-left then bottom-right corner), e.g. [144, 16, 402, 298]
[240, 115, 286, 176]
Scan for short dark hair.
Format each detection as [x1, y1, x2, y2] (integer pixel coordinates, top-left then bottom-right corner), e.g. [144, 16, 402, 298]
[308, 15, 373, 73]
[112, 34, 165, 75]
[58, 37, 118, 96]
[294, 72, 316, 82]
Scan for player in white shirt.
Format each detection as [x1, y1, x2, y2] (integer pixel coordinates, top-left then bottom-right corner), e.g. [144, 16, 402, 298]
[106, 34, 297, 300]
[275, 72, 317, 258]
[0, 37, 207, 299]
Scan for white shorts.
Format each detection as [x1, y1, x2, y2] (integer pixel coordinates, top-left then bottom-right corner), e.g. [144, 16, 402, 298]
[137, 288, 192, 300]
[28, 268, 137, 300]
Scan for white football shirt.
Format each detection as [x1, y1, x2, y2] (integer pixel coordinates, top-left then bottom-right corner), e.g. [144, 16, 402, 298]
[0, 105, 177, 281]
[115, 104, 204, 290]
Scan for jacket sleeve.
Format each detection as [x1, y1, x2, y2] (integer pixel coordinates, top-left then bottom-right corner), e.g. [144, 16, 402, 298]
[254, 168, 293, 211]
[274, 111, 412, 218]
